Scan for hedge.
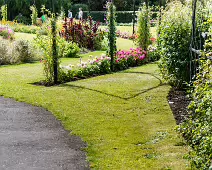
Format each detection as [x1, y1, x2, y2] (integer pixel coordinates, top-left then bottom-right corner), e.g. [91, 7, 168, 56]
[81, 11, 159, 23]
[83, 11, 137, 23]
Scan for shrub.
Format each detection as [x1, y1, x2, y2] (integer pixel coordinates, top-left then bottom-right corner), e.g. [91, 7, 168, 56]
[58, 38, 80, 58]
[0, 39, 38, 65]
[137, 3, 151, 50]
[0, 27, 15, 40]
[60, 17, 105, 50]
[148, 45, 160, 62]
[0, 40, 10, 65]
[3, 22, 40, 34]
[14, 14, 31, 25]
[14, 40, 36, 63]
[157, 1, 192, 88]
[178, 15, 212, 170]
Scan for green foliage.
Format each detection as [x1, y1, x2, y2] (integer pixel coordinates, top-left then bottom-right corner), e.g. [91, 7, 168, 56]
[137, 3, 151, 50]
[30, 5, 38, 25]
[34, 9, 81, 84]
[157, 1, 192, 88]
[0, 28, 15, 40]
[58, 38, 80, 58]
[60, 48, 147, 82]
[14, 14, 31, 25]
[0, 39, 37, 65]
[14, 39, 37, 63]
[0, 40, 10, 65]
[5, 22, 40, 34]
[106, 1, 117, 71]
[178, 16, 212, 170]
[1, 4, 7, 21]
[60, 17, 105, 50]
[148, 45, 160, 62]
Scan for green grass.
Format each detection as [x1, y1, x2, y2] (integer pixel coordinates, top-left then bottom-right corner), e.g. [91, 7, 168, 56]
[0, 56, 189, 169]
[116, 38, 136, 51]
[101, 26, 157, 38]
[15, 32, 36, 41]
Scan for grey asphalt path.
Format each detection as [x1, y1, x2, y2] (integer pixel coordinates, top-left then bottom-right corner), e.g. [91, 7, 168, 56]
[0, 97, 89, 170]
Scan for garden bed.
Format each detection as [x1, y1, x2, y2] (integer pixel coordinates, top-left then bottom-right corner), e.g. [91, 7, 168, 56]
[168, 87, 190, 124]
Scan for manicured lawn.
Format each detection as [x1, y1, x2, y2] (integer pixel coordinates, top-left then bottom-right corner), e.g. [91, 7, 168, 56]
[116, 37, 136, 51]
[15, 32, 36, 41]
[101, 26, 157, 38]
[0, 55, 189, 169]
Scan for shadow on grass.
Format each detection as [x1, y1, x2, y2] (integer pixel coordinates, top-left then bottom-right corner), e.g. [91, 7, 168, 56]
[60, 71, 167, 100]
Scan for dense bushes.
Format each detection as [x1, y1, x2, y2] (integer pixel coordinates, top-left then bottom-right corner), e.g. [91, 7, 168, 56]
[60, 17, 105, 50]
[0, 39, 38, 65]
[157, 1, 192, 88]
[0, 26, 15, 40]
[178, 42, 212, 170]
[177, 10, 212, 170]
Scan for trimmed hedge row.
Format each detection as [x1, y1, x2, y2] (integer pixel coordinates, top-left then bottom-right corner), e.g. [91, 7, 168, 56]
[82, 11, 158, 23]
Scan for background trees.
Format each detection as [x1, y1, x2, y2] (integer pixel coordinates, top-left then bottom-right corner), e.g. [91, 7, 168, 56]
[0, 0, 168, 22]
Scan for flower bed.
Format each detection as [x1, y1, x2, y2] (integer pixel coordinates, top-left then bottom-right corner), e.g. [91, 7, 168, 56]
[116, 30, 137, 40]
[59, 47, 147, 82]
[0, 25, 15, 40]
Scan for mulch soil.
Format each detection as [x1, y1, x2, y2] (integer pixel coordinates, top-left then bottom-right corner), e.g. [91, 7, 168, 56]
[168, 87, 191, 125]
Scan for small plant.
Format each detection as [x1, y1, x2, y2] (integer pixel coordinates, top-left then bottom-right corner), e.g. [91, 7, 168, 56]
[0, 27, 15, 40]
[30, 5, 38, 25]
[58, 38, 80, 58]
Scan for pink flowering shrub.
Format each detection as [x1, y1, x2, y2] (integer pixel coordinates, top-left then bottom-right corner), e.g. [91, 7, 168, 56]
[0, 26, 15, 40]
[114, 47, 147, 71]
[59, 47, 147, 82]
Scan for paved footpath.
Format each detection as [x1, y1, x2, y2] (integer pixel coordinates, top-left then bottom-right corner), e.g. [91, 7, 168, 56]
[0, 97, 89, 170]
